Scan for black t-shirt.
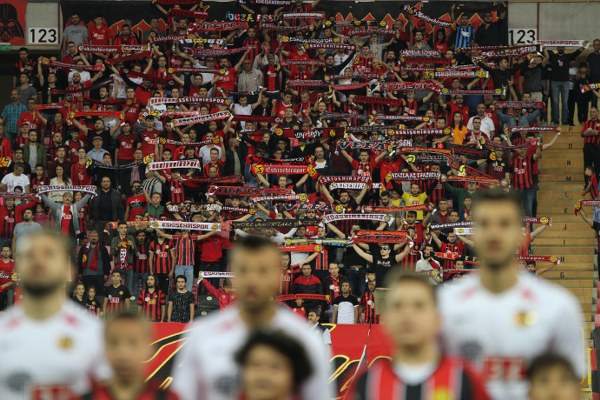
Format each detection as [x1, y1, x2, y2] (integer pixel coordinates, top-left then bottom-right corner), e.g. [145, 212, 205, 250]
[368, 244, 395, 285]
[104, 284, 131, 314]
[85, 296, 102, 313]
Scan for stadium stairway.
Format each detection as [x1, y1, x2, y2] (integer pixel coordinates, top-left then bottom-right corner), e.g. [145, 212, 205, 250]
[534, 126, 597, 350]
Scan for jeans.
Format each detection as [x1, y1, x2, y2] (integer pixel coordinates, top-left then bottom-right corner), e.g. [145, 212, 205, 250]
[518, 189, 536, 218]
[132, 272, 149, 296]
[551, 81, 570, 124]
[123, 269, 134, 298]
[175, 265, 194, 292]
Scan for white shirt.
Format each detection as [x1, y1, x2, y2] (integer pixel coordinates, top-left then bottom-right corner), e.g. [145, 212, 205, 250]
[415, 258, 441, 285]
[1, 173, 29, 192]
[67, 70, 91, 85]
[0, 301, 111, 400]
[171, 306, 333, 400]
[439, 272, 585, 400]
[199, 145, 222, 166]
[467, 115, 495, 136]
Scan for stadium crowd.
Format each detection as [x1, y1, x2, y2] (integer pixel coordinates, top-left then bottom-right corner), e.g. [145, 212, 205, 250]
[0, 0, 596, 328]
[0, 0, 597, 399]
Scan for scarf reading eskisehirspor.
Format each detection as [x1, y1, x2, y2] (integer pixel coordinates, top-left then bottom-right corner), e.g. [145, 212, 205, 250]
[187, 22, 243, 32]
[148, 97, 231, 106]
[78, 43, 150, 53]
[148, 219, 221, 232]
[37, 185, 97, 196]
[403, 5, 456, 29]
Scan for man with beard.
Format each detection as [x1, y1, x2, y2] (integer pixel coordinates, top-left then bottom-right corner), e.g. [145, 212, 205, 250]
[12, 209, 41, 253]
[415, 244, 442, 285]
[137, 274, 166, 322]
[439, 190, 584, 400]
[0, 230, 110, 399]
[78, 229, 110, 297]
[172, 235, 332, 400]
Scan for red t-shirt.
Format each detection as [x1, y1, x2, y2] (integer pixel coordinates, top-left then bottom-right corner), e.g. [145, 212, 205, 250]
[126, 194, 147, 221]
[116, 133, 137, 161]
[140, 129, 159, 156]
[0, 259, 14, 287]
[351, 159, 377, 178]
[88, 25, 111, 45]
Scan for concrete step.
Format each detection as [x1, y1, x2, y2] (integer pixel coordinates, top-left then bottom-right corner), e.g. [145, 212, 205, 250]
[538, 174, 585, 183]
[544, 270, 597, 279]
[535, 237, 597, 246]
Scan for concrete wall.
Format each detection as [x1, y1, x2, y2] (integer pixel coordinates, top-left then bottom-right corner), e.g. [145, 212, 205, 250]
[509, 2, 600, 41]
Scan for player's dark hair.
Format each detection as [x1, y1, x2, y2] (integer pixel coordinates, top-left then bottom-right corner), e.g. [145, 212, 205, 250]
[235, 329, 313, 392]
[472, 189, 524, 221]
[527, 353, 578, 382]
[384, 270, 437, 305]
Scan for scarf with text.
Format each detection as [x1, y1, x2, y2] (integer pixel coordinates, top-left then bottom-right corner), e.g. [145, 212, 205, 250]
[386, 172, 440, 182]
[187, 22, 243, 32]
[423, 69, 488, 79]
[575, 200, 600, 215]
[280, 12, 326, 20]
[400, 57, 455, 65]
[39, 57, 103, 71]
[536, 40, 588, 48]
[403, 5, 456, 29]
[493, 101, 545, 109]
[383, 82, 441, 92]
[516, 255, 561, 264]
[352, 230, 410, 244]
[251, 193, 308, 202]
[147, 160, 201, 171]
[251, 163, 316, 176]
[226, 13, 276, 23]
[105, 51, 151, 65]
[186, 46, 250, 57]
[509, 126, 560, 133]
[148, 219, 221, 232]
[233, 219, 321, 229]
[322, 213, 389, 224]
[441, 88, 505, 96]
[37, 185, 97, 196]
[272, 127, 346, 140]
[148, 97, 231, 106]
[207, 185, 293, 197]
[78, 43, 149, 53]
[171, 111, 232, 127]
[479, 45, 540, 58]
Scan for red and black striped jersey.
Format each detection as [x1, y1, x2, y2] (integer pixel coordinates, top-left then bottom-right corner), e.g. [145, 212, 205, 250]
[440, 242, 465, 270]
[134, 242, 149, 274]
[348, 357, 490, 400]
[149, 239, 173, 274]
[168, 178, 185, 205]
[360, 290, 379, 324]
[581, 119, 600, 144]
[510, 145, 536, 190]
[175, 237, 195, 266]
[137, 288, 167, 322]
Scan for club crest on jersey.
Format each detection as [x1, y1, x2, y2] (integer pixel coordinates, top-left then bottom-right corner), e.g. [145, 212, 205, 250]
[57, 336, 74, 350]
[432, 388, 454, 400]
[514, 310, 537, 326]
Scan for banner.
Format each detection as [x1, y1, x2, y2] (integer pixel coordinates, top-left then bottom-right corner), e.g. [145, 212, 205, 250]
[147, 322, 393, 398]
[1, 0, 26, 45]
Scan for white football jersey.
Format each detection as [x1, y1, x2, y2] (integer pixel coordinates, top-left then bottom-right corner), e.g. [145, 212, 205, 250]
[0, 301, 111, 400]
[172, 306, 334, 400]
[439, 272, 585, 400]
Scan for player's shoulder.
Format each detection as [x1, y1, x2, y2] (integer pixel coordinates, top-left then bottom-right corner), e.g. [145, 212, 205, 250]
[61, 301, 104, 331]
[186, 307, 242, 340]
[438, 273, 480, 300]
[520, 273, 581, 309]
